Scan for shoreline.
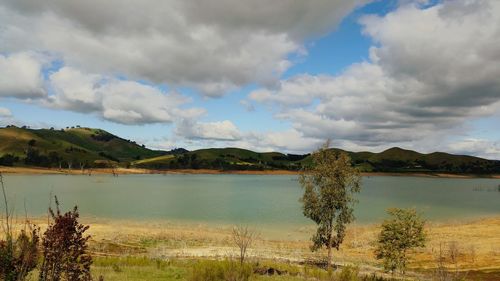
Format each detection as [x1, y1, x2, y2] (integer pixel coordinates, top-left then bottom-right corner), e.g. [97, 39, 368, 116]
[1, 165, 500, 178]
[6, 215, 500, 272]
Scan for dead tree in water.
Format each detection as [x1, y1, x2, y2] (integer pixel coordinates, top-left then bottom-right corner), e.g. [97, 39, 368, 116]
[79, 162, 85, 174]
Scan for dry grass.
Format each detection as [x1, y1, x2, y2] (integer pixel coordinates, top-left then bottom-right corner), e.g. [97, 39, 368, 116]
[5, 216, 498, 271]
[3, 216, 499, 279]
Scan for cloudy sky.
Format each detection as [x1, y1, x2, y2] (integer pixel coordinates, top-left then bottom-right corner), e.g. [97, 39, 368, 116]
[1, 0, 500, 159]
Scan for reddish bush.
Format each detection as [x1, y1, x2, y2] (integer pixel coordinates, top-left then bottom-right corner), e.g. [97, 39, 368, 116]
[39, 197, 93, 281]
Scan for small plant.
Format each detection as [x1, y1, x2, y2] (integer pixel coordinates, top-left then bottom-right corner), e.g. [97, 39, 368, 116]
[374, 208, 426, 276]
[336, 265, 359, 281]
[434, 242, 448, 281]
[231, 226, 256, 265]
[448, 241, 460, 272]
[111, 264, 122, 273]
[0, 173, 40, 281]
[189, 260, 252, 281]
[38, 196, 93, 281]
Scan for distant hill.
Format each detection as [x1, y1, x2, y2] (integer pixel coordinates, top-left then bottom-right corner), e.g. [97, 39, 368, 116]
[133, 146, 500, 174]
[0, 126, 165, 168]
[341, 147, 500, 174]
[133, 147, 307, 170]
[1, 126, 499, 174]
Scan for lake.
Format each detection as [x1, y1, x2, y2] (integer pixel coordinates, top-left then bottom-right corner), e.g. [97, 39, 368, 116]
[1, 174, 499, 233]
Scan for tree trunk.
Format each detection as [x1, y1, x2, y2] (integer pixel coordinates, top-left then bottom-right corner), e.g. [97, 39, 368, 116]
[327, 244, 332, 269]
[327, 223, 333, 269]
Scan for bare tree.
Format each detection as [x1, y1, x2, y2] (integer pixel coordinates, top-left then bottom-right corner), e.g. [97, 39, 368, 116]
[448, 241, 459, 270]
[434, 242, 448, 281]
[468, 244, 476, 264]
[231, 226, 256, 265]
[447, 241, 467, 280]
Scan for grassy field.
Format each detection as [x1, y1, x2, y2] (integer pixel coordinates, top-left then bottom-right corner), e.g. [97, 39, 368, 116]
[9, 216, 500, 281]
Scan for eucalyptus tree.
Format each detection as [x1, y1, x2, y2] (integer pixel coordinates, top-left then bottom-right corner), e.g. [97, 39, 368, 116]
[299, 141, 361, 268]
[375, 208, 426, 276]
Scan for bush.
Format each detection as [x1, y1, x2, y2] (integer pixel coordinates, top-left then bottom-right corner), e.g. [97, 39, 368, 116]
[320, 266, 395, 281]
[189, 260, 252, 281]
[39, 197, 93, 281]
[336, 266, 359, 281]
[375, 208, 426, 275]
[0, 227, 39, 281]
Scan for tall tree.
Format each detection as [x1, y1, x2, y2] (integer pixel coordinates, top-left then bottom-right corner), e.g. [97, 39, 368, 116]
[299, 141, 361, 268]
[375, 208, 426, 276]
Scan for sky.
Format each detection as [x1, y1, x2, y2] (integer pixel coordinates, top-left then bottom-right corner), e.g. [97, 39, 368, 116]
[1, 0, 500, 159]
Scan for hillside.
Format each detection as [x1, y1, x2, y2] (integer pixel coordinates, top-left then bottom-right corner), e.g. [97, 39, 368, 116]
[345, 147, 500, 174]
[133, 147, 307, 170]
[0, 126, 165, 168]
[1, 126, 499, 174]
[133, 146, 500, 174]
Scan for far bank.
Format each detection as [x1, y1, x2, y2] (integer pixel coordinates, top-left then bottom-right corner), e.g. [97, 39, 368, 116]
[2, 165, 500, 178]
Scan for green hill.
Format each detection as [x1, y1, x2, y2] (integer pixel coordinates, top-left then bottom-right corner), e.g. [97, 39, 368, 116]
[342, 147, 500, 174]
[132, 147, 306, 170]
[0, 126, 165, 168]
[1, 126, 499, 174]
[134, 146, 500, 174]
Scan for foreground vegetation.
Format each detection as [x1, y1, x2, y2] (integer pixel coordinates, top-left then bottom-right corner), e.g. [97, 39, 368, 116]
[2, 126, 500, 174]
[87, 258, 397, 281]
[1, 215, 495, 281]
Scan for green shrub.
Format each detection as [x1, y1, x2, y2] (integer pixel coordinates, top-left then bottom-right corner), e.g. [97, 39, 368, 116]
[336, 266, 359, 281]
[189, 260, 252, 281]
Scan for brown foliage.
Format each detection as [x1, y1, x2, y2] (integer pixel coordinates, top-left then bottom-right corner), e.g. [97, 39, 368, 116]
[0, 226, 40, 281]
[39, 196, 93, 281]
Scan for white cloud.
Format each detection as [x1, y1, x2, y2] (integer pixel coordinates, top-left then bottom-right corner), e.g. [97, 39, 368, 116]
[0, 0, 363, 97]
[48, 67, 103, 112]
[0, 107, 12, 117]
[246, 129, 323, 153]
[176, 119, 242, 141]
[47, 67, 201, 125]
[0, 52, 46, 98]
[446, 138, 500, 160]
[249, 0, 500, 152]
[173, 124, 324, 153]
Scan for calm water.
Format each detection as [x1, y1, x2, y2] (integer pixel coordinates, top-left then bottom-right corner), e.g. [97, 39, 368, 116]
[1, 174, 499, 229]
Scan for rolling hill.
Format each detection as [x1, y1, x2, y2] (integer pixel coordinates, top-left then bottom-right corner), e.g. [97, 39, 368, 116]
[1, 126, 499, 174]
[0, 126, 165, 168]
[132, 147, 307, 170]
[133, 146, 500, 174]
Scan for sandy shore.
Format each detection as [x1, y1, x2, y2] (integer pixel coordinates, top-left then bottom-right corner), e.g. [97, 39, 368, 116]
[5, 216, 499, 273]
[74, 216, 500, 271]
[0, 166, 298, 175]
[1, 166, 499, 178]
